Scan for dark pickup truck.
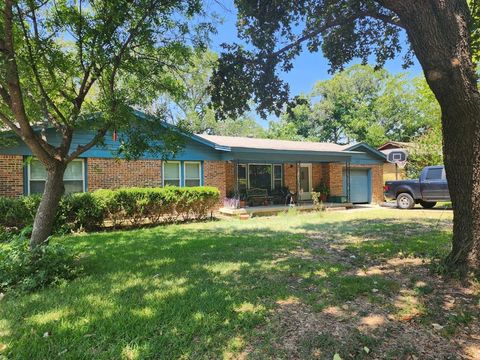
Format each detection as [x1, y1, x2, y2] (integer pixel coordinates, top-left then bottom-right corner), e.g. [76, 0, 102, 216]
[384, 165, 450, 209]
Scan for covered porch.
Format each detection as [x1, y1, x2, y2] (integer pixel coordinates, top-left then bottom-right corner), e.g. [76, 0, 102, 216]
[221, 159, 354, 210]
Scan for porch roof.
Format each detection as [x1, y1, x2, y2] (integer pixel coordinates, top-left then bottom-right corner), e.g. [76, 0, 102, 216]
[195, 134, 363, 163]
[197, 134, 349, 152]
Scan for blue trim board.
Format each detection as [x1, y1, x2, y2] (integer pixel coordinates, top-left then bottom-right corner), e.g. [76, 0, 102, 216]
[22, 156, 28, 196]
[84, 158, 88, 192]
[180, 161, 185, 187]
[367, 168, 373, 204]
[344, 143, 387, 161]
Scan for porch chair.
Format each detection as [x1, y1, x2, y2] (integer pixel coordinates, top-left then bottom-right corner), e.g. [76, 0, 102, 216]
[246, 188, 272, 206]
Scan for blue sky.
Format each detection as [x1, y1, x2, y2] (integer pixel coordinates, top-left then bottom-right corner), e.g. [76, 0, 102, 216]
[206, 1, 423, 125]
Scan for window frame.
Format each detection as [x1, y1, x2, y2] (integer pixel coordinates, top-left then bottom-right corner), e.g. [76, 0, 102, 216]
[273, 164, 283, 189]
[162, 161, 181, 187]
[184, 161, 201, 187]
[27, 158, 85, 195]
[247, 163, 273, 190]
[237, 163, 247, 192]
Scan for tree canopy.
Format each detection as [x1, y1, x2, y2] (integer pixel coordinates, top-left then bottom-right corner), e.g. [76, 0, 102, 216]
[0, 0, 214, 246]
[266, 65, 441, 147]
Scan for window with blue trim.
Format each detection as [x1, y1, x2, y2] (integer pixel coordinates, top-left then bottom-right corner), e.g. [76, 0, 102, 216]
[184, 162, 201, 187]
[163, 161, 181, 186]
[163, 161, 202, 187]
[28, 159, 85, 195]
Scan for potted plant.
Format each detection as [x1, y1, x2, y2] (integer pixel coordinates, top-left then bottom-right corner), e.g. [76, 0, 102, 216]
[239, 192, 247, 208]
[315, 181, 330, 202]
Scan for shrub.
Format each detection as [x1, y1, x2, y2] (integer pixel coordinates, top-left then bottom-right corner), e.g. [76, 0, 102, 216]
[55, 193, 105, 233]
[94, 186, 220, 226]
[0, 196, 32, 229]
[311, 192, 326, 211]
[0, 186, 220, 233]
[0, 228, 81, 292]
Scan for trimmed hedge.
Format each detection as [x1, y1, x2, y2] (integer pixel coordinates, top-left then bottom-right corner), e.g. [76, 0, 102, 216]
[94, 186, 220, 227]
[0, 186, 219, 235]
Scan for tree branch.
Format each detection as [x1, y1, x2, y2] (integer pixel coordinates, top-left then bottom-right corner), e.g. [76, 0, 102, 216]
[0, 111, 21, 137]
[264, 11, 404, 61]
[66, 126, 109, 162]
[3, 0, 56, 163]
[15, 3, 68, 125]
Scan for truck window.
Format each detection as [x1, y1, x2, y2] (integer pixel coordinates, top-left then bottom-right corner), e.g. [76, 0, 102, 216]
[426, 168, 443, 180]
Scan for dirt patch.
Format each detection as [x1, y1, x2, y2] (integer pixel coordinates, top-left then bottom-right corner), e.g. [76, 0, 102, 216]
[246, 223, 479, 360]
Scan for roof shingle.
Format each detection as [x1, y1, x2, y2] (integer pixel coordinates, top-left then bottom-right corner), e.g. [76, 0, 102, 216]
[196, 134, 347, 152]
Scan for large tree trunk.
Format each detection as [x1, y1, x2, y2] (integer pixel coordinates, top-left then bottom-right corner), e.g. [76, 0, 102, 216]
[30, 162, 66, 249]
[381, 0, 480, 276]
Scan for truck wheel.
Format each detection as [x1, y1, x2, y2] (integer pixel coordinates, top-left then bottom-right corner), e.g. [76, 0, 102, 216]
[397, 193, 415, 209]
[420, 200, 436, 209]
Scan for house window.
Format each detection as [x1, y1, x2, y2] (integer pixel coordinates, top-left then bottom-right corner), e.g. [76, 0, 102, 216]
[29, 159, 85, 195]
[163, 161, 181, 186]
[237, 164, 247, 192]
[273, 164, 283, 189]
[249, 164, 272, 189]
[184, 162, 201, 187]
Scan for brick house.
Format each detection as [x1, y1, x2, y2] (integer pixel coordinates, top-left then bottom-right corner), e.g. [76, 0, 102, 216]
[0, 119, 386, 206]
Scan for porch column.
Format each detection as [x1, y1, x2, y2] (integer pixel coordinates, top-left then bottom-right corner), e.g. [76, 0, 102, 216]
[345, 161, 351, 202]
[234, 160, 239, 194]
[296, 162, 300, 205]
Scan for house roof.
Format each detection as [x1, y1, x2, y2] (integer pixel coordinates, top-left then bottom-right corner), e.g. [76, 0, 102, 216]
[196, 134, 347, 153]
[377, 141, 412, 151]
[343, 143, 387, 160]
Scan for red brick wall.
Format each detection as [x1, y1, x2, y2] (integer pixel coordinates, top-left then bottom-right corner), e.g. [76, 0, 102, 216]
[204, 160, 234, 202]
[284, 163, 297, 192]
[87, 158, 162, 191]
[225, 162, 235, 196]
[312, 163, 326, 190]
[323, 163, 384, 203]
[0, 155, 24, 197]
[325, 163, 344, 197]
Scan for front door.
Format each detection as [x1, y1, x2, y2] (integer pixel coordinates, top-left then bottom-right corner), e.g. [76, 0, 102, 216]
[299, 164, 312, 201]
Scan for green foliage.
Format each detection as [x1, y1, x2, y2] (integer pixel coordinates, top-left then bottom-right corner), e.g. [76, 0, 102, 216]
[55, 193, 105, 233]
[314, 181, 330, 195]
[310, 192, 326, 211]
[158, 50, 267, 137]
[469, 0, 480, 64]
[266, 65, 441, 146]
[1, 0, 212, 136]
[94, 186, 220, 227]
[0, 228, 81, 292]
[407, 127, 444, 178]
[0, 196, 33, 229]
[211, 1, 406, 119]
[0, 187, 220, 234]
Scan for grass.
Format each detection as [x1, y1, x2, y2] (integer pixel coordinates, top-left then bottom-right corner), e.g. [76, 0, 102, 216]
[1, 208, 473, 359]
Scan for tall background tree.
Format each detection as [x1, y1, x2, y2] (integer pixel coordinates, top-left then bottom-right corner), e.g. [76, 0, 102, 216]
[267, 65, 440, 146]
[0, 0, 212, 247]
[211, 0, 480, 276]
[156, 49, 266, 137]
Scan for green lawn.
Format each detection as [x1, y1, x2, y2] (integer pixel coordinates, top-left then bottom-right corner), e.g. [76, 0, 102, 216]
[1, 208, 478, 359]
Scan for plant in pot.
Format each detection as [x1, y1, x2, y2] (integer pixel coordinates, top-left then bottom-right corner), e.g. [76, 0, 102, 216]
[315, 182, 330, 202]
[239, 191, 247, 208]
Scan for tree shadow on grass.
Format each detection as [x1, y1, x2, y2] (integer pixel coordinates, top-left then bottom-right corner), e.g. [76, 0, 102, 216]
[1, 215, 478, 359]
[1, 224, 306, 359]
